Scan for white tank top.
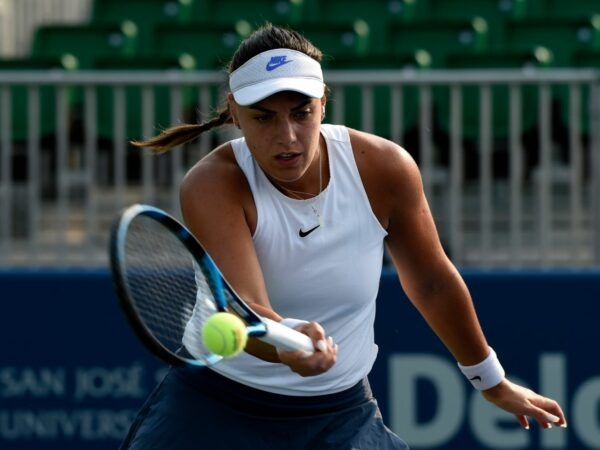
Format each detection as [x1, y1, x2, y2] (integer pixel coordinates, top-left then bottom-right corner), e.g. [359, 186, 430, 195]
[211, 124, 388, 396]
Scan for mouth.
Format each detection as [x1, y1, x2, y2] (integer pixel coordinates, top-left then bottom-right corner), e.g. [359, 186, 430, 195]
[275, 152, 301, 161]
[274, 152, 303, 166]
[268, 151, 311, 184]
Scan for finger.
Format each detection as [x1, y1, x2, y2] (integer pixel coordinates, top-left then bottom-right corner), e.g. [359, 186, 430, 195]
[277, 348, 311, 360]
[316, 339, 327, 352]
[557, 417, 568, 428]
[317, 337, 339, 353]
[530, 397, 568, 428]
[531, 408, 562, 429]
[328, 336, 339, 353]
[546, 409, 568, 428]
[298, 322, 327, 344]
[540, 413, 562, 429]
[304, 325, 334, 353]
[516, 415, 530, 430]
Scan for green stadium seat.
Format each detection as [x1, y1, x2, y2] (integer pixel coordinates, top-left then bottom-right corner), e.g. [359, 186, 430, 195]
[502, 16, 597, 148]
[311, 0, 427, 23]
[93, 0, 192, 23]
[155, 20, 372, 70]
[91, 56, 199, 141]
[531, 0, 600, 19]
[572, 48, 600, 67]
[443, 50, 571, 180]
[91, 0, 193, 56]
[507, 0, 542, 20]
[442, 51, 545, 141]
[503, 17, 600, 66]
[427, 0, 521, 21]
[153, 21, 251, 69]
[31, 22, 139, 69]
[407, 0, 538, 20]
[0, 58, 72, 141]
[29, 22, 140, 138]
[447, 49, 547, 69]
[425, 0, 524, 49]
[190, 0, 304, 26]
[327, 50, 431, 70]
[302, 0, 413, 19]
[477, 13, 600, 153]
[387, 17, 491, 68]
[291, 21, 373, 61]
[324, 53, 426, 139]
[298, 0, 407, 50]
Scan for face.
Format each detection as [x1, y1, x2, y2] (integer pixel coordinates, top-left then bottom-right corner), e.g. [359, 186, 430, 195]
[229, 91, 325, 187]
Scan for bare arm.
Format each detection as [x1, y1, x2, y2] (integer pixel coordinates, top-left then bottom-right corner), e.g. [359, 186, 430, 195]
[351, 129, 566, 429]
[179, 145, 335, 375]
[382, 148, 490, 365]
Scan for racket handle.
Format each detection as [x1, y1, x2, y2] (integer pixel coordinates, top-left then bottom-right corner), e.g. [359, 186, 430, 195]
[260, 317, 315, 353]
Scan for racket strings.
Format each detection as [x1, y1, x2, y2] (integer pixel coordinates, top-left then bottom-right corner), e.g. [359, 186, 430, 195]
[123, 216, 218, 360]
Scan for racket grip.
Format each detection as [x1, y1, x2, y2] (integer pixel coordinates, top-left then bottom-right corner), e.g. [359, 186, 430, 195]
[260, 317, 315, 353]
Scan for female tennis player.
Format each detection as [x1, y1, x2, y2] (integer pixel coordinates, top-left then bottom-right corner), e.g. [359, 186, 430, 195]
[120, 23, 566, 449]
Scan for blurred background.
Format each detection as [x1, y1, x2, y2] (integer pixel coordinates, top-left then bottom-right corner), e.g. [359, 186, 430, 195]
[1, 1, 600, 449]
[0, 0, 599, 268]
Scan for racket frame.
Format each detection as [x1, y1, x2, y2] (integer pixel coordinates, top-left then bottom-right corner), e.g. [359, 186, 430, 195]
[110, 204, 314, 367]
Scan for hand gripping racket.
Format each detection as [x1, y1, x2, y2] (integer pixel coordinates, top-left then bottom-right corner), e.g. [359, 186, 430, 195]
[109, 204, 315, 367]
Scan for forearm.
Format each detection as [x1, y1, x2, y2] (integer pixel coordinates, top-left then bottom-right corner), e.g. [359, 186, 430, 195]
[245, 337, 281, 362]
[402, 262, 490, 365]
[237, 302, 337, 376]
[242, 301, 284, 362]
[242, 309, 337, 376]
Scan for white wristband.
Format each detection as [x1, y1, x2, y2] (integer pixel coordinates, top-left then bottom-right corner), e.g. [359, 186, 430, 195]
[280, 318, 309, 330]
[457, 347, 505, 391]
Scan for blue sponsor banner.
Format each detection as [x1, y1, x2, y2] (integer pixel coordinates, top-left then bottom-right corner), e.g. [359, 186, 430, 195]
[0, 267, 599, 449]
[0, 269, 163, 449]
[371, 267, 600, 450]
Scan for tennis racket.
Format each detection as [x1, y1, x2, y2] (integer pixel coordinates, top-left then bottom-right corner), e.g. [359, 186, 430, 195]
[109, 203, 315, 367]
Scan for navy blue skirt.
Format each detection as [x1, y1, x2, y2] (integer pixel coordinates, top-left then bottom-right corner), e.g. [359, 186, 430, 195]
[121, 366, 409, 450]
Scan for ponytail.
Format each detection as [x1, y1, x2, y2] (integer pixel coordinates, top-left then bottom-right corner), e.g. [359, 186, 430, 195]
[133, 24, 325, 154]
[130, 106, 232, 153]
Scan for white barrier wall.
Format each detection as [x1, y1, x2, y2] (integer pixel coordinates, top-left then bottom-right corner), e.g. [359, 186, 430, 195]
[0, 0, 91, 57]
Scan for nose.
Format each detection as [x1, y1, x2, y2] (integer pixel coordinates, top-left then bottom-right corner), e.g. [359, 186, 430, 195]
[277, 117, 297, 146]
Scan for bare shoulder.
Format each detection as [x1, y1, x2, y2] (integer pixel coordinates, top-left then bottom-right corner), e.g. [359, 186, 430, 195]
[347, 128, 423, 226]
[181, 143, 249, 203]
[348, 128, 419, 183]
[179, 142, 254, 226]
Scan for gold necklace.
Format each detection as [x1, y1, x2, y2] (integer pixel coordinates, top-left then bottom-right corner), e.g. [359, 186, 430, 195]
[274, 148, 323, 225]
[279, 148, 322, 199]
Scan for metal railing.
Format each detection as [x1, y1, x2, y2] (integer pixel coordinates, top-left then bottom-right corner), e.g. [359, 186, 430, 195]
[0, 68, 599, 267]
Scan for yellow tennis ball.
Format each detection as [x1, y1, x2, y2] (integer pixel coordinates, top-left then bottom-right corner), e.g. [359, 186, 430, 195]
[202, 312, 247, 357]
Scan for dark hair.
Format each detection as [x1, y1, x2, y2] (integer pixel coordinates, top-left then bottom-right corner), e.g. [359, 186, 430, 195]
[132, 23, 324, 153]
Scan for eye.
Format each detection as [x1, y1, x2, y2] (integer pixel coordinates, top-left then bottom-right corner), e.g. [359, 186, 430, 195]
[253, 114, 271, 123]
[294, 109, 311, 120]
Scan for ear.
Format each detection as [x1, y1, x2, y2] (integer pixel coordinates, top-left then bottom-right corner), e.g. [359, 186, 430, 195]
[227, 93, 241, 128]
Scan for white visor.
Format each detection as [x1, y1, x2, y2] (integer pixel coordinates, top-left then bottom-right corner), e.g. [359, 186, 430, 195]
[229, 48, 324, 106]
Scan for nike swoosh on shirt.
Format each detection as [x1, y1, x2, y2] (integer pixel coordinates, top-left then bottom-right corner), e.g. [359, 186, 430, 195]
[469, 376, 482, 382]
[298, 224, 320, 238]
